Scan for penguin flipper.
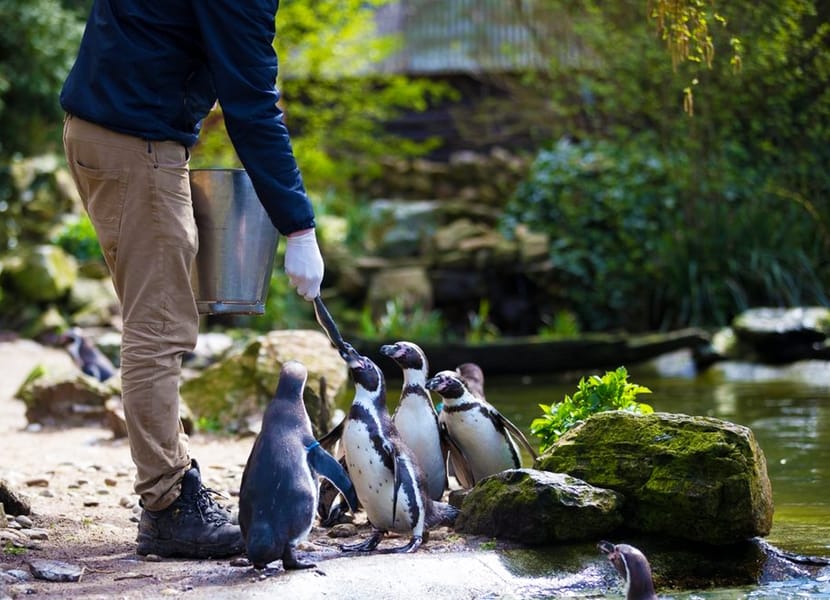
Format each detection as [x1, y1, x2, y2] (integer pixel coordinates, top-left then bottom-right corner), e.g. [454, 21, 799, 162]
[306, 443, 359, 513]
[317, 418, 345, 453]
[439, 423, 475, 488]
[488, 408, 538, 460]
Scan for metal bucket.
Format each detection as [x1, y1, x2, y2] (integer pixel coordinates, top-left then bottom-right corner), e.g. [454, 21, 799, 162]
[189, 168, 279, 315]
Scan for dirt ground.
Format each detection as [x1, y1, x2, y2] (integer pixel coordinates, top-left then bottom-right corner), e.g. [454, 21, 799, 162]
[0, 339, 480, 599]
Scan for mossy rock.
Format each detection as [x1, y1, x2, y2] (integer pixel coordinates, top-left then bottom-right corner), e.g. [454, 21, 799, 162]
[455, 469, 624, 544]
[537, 411, 774, 545]
[1, 244, 78, 302]
[180, 330, 348, 435]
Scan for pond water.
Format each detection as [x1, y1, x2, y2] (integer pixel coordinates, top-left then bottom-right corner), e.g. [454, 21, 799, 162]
[476, 358, 830, 598]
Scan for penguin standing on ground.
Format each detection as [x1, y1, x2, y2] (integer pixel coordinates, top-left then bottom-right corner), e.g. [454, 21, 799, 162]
[426, 369, 538, 487]
[239, 361, 358, 570]
[340, 348, 458, 553]
[59, 327, 116, 382]
[380, 341, 447, 501]
[598, 540, 658, 600]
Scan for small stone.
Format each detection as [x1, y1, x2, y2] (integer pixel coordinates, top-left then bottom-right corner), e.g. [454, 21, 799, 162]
[230, 557, 251, 568]
[27, 558, 84, 582]
[96, 489, 110, 496]
[39, 490, 54, 498]
[76, 479, 90, 486]
[24, 479, 49, 488]
[142, 554, 162, 562]
[327, 523, 358, 538]
[14, 515, 33, 528]
[6, 520, 21, 530]
[24, 528, 49, 541]
[82, 498, 100, 507]
[119, 496, 136, 509]
[104, 478, 118, 487]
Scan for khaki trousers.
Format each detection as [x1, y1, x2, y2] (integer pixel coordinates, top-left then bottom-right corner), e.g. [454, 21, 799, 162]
[63, 115, 197, 511]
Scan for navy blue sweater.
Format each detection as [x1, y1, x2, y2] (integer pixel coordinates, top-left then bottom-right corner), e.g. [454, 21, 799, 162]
[60, 0, 314, 235]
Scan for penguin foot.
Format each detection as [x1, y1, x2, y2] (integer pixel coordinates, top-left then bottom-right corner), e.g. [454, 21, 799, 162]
[281, 546, 316, 570]
[340, 531, 382, 553]
[377, 535, 422, 554]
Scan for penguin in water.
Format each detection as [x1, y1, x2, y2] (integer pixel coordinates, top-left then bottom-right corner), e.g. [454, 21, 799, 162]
[426, 369, 537, 487]
[598, 540, 658, 600]
[340, 348, 458, 553]
[238, 360, 358, 570]
[380, 341, 447, 501]
[58, 327, 116, 382]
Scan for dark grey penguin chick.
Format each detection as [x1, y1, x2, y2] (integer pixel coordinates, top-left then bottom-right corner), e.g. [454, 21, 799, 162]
[59, 327, 116, 382]
[426, 369, 537, 488]
[380, 341, 447, 501]
[598, 540, 658, 600]
[239, 360, 358, 570]
[340, 349, 458, 553]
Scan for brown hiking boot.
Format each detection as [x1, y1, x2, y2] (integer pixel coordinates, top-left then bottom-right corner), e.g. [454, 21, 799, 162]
[136, 460, 244, 559]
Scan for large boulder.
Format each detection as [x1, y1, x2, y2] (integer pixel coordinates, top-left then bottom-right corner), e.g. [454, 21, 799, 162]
[455, 469, 624, 544]
[537, 411, 774, 545]
[180, 330, 347, 436]
[1, 245, 78, 303]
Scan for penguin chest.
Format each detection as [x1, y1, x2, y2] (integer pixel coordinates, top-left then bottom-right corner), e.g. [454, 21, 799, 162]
[442, 409, 518, 481]
[394, 402, 444, 497]
[343, 419, 423, 533]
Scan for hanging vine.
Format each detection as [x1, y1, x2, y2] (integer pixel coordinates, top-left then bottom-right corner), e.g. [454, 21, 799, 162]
[648, 0, 742, 114]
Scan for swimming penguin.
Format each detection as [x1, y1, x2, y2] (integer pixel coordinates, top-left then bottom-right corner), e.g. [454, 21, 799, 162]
[340, 348, 458, 553]
[238, 360, 358, 569]
[380, 341, 447, 501]
[425, 369, 538, 488]
[59, 327, 116, 382]
[598, 540, 658, 600]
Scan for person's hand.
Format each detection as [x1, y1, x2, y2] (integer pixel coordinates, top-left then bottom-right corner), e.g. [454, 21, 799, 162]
[284, 228, 324, 300]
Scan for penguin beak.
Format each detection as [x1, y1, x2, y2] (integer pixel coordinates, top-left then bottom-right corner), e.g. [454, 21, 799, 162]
[340, 342, 364, 369]
[379, 344, 398, 357]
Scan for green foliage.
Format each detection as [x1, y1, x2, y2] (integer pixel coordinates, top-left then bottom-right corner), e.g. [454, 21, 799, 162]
[538, 310, 581, 339]
[0, 0, 84, 158]
[530, 367, 653, 451]
[194, 0, 455, 194]
[358, 298, 445, 341]
[503, 131, 829, 332]
[51, 213, 103, 262]
[466, 299, 500, 344]
[3, 542, 26, 556]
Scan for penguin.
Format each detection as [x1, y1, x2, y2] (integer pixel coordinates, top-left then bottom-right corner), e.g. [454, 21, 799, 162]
[456, 362, 486, 401]
[598, 540, 658, 600]
[58, 327, 116, 382]
[425, 369, 538, 488]
[340, 348, 458, 553]
[379, 341, 447, 501]
[238, 360, 358, 570]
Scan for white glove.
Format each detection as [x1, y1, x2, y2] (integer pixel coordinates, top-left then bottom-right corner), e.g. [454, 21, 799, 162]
[284, 228, 324, 300]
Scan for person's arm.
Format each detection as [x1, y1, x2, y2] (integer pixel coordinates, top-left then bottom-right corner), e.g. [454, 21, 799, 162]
[193, 1, 323, 299]
[192, 0, 313, 236]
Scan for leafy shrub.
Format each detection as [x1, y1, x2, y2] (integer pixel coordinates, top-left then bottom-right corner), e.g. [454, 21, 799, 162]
[530, 366, 652, 452]
[503, 136, 829, 332]
[52, 213, 103, 262]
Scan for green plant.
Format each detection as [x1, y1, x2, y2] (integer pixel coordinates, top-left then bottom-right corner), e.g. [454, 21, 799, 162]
[530, 367, 653, 452]
[52, 213, 103, 262]
[358, 298, 445, 341]
[3, 542, 26, 556]
[537, 310, 581, 339]
[466, 299, 500, 344]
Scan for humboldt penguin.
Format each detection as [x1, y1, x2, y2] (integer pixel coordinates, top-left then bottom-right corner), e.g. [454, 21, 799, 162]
[456, 362, 486, 401]
[380, 341, 447, 501]
[426, 369, 537, 487]
[340, 348, 458, 553]
[238, 361, 358, 569]
[598, 540, 658, 600]
[59, 327, 116, 382]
